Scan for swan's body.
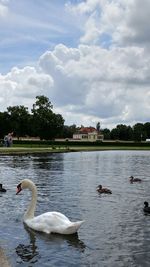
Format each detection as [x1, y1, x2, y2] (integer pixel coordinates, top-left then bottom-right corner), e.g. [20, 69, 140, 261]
[16, 179, 84, 235]
[96, 185, 112, 194]
[130, 176, 142, 183]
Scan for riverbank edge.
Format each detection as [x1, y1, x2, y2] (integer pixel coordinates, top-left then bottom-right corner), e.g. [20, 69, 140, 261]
[0, 146, 150, 155]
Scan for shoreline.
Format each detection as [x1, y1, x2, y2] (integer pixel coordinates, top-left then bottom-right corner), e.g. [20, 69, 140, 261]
[0, 146, 150, 155]
[0, 248, 11, 267]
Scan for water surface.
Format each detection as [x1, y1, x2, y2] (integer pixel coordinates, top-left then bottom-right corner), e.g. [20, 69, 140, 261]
[0, 150, 150, 266]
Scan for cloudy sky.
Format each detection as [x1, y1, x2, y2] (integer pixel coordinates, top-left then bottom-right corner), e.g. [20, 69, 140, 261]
[0, 0, 150, 129]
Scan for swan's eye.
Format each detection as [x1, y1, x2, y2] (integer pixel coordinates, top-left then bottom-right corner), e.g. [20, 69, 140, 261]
[16, 183, 22, 195]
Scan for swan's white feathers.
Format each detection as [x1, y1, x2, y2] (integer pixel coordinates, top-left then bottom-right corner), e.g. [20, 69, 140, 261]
[17, 179, 84, 235]
[25, 211, 81, 234]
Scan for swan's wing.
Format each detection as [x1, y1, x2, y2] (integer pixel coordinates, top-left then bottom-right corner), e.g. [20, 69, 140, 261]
[25, 212, 67, 233]
[59, 220, 84, 235]
[25, 212, 84, 234]
[25, 215, 51, 233]
[25, 211, 71, 234]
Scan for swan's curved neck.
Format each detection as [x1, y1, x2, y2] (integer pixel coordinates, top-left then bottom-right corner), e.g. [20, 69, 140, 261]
[24, 183, 37, 220]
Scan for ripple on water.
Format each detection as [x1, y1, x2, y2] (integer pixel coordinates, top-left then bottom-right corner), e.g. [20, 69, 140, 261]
[0, 151, 150, 266]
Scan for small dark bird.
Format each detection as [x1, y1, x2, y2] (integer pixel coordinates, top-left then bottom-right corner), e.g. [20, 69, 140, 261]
[0, 184, 6, 192]
[96, 185, 112, 194]
[143, 201, 150, 213]
[130, 176, 142, 183]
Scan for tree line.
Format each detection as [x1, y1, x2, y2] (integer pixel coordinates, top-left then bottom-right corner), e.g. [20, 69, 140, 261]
[0, 95, 150, 141]
[100, 123, 150, 141]
[0, 95, 64, 140]
[64, 122, 150, 142]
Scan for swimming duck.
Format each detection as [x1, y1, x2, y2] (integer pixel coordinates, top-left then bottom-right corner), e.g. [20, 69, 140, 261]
[0, 184, 6, 192]
[143, 201, 150, 213]
[129, 176, 142, 183]
[96, 185, 112, 194]
[16, 179, 84, 235]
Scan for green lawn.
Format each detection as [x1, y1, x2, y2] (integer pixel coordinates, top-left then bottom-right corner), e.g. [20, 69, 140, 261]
[0, 145, 150, 154]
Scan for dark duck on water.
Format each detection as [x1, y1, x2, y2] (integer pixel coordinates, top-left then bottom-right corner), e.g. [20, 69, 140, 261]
[129, 176, 142, 183]
[0, 184, 6, 192]
[96, 185, 112, 194]
[143, 201, 150, 213]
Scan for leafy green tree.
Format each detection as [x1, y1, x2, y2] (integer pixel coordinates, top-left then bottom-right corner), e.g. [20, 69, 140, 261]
[0, 111, 11, 138]
[96, 122, 100, 133]
[110, 127, 120, 140]
[101, 128, 111, 140]
[31, 95, 64, 140]
[116, 124, 133, 140]
[144, 122, 150, 139]
[62, 124, 77, 138]
[48, 113, 65, 139]
[133, 123, 146, 141]
[110, 124, 133, 141]
[126, 126, 133, 141]
[7, 105, 30, 138]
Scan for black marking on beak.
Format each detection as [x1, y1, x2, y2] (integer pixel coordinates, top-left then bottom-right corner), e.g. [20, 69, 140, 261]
[16, 183, 22, 195]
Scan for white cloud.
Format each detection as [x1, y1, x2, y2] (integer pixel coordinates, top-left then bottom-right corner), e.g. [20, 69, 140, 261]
[0, 40, 150, 129]
[67, 0, 150, 48]
[0, 66, 53, 110]
[38, 43, 150, 128]
[0, 0, 8, 18]
[0, 0, 150, 130]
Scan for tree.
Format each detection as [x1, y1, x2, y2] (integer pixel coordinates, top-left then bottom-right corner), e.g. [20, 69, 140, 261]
[126, 126, 133, 141]
[62, 124, 77, 138]
[0, 111, 11, 138]
[96, 122, 100, 133]
[101, 128, 111, 140]
[116, 124, 133, 141]
[110, 124, 133, 141]
[133, 123, 146, 141]
[31, 95, 64, 140]
[7, 105, 30, 138]
[144, 122, 150, 139]
[49, 113, 65, 139]
[110, 127, 120, 140]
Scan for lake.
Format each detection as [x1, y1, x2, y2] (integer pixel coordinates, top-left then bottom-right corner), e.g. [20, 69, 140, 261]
[0, 150, 150, 267]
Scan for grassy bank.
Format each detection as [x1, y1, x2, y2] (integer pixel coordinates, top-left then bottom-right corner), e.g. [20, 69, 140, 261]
[0, 146, 70, 155]
[0, 139, 150, 154]
[0, 144, 150, 155]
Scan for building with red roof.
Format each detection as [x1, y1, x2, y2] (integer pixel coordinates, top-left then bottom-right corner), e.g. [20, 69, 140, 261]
[73, 127, 104, 141]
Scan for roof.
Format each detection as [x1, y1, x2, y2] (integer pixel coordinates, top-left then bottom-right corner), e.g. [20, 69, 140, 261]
[76, 127, 97, 134]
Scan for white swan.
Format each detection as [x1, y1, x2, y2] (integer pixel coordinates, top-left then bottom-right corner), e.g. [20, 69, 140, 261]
[16, 179, 84, 235]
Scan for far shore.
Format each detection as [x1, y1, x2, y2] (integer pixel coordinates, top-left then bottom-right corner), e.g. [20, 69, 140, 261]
[0, 145, 150, 155]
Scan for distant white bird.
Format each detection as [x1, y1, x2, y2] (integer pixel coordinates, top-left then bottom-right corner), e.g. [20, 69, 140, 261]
[16, 179, 84, 235]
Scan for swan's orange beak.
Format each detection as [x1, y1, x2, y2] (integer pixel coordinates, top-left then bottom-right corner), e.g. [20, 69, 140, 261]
[16, 183, 22, 195]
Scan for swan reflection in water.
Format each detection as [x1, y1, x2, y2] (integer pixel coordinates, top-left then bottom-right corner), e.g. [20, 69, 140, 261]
[16, 224, 39, 264]
[16, 223, 86, 264]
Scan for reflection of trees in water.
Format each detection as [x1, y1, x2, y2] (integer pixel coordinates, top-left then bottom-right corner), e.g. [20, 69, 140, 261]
[32, 154, 65, 171]
[5, 155, 32, 169]
[3, 153, 65, 172]
[16, 223, 86, 264]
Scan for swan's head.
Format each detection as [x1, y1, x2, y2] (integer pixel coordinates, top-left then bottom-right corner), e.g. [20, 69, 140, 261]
[16, 179, 35, 194]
